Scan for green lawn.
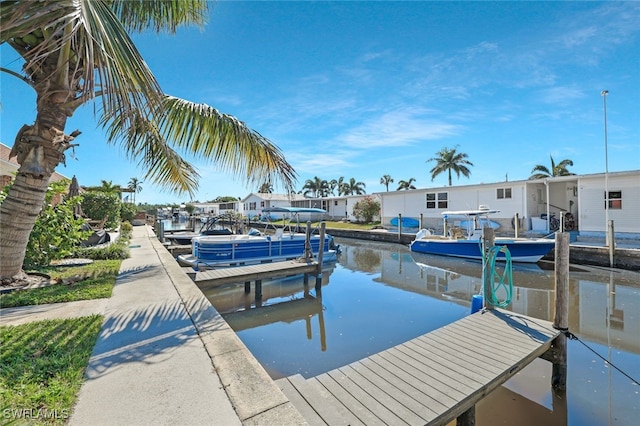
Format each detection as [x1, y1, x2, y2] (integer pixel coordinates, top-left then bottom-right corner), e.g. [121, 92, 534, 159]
[0, 316, 103, 425]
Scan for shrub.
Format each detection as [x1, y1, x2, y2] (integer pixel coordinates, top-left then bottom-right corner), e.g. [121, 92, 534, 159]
[120, 202, 137, 223]
[352, 196, 381, 223]
[23, 181, 91, 269]
[81, 191, 121, 229]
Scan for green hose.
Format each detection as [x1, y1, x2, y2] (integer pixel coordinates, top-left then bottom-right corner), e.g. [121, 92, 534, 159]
[483, 245, 514, 308]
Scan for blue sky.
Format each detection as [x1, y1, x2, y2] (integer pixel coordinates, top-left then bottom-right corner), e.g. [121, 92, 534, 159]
[1, 1, 639, 205]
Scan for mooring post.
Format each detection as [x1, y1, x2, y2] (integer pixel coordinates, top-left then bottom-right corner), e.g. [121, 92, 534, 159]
[514, 213, 520, 238]
[419, 213, 424, 230]
[482, 227, 496, 310]
[304, 221, 313, 260]
[552, 231, 569, 390]
[317, 223, 326, 270]
[316, 223, 326, 291]
[607, 220, 615, 267]
[158, 219, 165, 243]
[397, 213, 402, 241]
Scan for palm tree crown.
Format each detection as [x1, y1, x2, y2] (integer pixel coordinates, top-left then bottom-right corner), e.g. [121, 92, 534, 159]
[529, 155, 575, 179]
[380, 175, 393, 192]
[127, 177, 143, 204]
[341, 178, 366, 196]
[301, 177, 330, 198]
[397, 178, 416, 190]
[427, 146, 473, 186]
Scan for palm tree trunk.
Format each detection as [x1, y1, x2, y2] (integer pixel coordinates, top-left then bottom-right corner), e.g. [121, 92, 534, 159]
[0, 173, 50, 279]
[0, 111, 75, 279]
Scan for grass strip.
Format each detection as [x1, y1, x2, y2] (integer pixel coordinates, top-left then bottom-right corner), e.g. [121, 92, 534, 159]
[0, 260, 121, 309]
[0, 315, 103, 425]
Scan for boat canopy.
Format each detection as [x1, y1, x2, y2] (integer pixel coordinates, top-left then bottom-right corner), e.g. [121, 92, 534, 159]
[263, 207, 327, 214]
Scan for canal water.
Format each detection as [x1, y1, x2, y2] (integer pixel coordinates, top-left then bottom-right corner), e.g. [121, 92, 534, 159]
[193, 232, 639, 425]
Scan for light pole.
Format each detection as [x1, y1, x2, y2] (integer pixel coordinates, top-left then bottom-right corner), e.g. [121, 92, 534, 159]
[601, 90, 610, 250]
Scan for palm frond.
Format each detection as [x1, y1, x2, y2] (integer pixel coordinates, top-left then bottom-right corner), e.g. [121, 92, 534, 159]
[1, 0, 164, 115]
[158, 96, 297, 192]
[109, 0, 208, 34]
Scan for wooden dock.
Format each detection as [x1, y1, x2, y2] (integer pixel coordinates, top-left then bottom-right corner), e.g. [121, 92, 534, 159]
[192, 260, 321, 289]
[276, 309, 561, 425]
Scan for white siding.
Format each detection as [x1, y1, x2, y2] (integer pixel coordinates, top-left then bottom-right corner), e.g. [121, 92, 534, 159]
[578, 173, 640, 233]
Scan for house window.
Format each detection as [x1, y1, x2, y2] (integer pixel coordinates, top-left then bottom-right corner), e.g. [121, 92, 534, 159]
[497, 188, 512, 199]
[426, 192, 448, 209]
[249, 202, 256, 210]
[260, 201, 265, 208]
[334, 200, 338, 206]
[605, 191, 622, 209]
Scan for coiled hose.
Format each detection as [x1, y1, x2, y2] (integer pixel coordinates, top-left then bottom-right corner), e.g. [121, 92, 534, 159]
[483, 245, 514, 308]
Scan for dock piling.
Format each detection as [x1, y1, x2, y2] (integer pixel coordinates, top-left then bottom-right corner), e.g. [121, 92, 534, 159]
[551, 231, 569, 390]
[482, 227, 496, 310]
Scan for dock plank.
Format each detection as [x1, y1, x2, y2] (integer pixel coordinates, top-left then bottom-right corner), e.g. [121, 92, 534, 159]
[325, 369, 410, 425]
[314, 372, 383, 425]
[340, 364, 433, 424]
[277, 309, 560, 425]
[276, 376, 327, 426]
[293, 374, 365, 426]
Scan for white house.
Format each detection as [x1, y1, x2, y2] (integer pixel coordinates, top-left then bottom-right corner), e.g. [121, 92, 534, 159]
[324, 194, 380, 222]
[377, 170, 640, 237]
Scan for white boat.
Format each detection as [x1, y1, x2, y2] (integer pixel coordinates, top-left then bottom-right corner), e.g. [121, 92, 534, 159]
[409, 207, 555, 263]
[177, 207, 339, 269]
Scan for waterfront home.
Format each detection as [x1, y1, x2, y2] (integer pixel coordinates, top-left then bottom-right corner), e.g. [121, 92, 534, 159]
[378, 170, 639, 238]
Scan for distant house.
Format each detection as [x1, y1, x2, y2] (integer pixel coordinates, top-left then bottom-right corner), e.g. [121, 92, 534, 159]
[377, 170, 639, 237]
[242, 193, 309, 220]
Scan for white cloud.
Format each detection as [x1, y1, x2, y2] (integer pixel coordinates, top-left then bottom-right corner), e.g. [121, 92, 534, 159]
[338, 108, 461, 148]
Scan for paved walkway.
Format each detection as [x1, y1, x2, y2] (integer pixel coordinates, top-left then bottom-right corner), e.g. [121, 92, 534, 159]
[1, 226, 306, 425]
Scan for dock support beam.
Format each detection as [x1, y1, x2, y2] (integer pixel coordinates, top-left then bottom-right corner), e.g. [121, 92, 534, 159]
[255, 279, 262, 300]
[457, 405, 475, 426]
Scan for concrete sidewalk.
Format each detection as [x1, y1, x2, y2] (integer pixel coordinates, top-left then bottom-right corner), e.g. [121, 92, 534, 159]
[2, 225, 306, 425]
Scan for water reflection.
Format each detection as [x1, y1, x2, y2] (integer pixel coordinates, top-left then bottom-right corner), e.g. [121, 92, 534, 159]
[200, 237, 640, 425]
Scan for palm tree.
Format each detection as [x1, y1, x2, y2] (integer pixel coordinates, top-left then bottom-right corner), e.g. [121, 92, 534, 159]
[84, 180, 121, 194]
[301, 176, 329, 198]
[529, 155, 575, 179]
[397, 178, 416, 190]
[258, 181, 273, 193]
[380, 175, 394, 192]
[329, 176, 345, 196]
[0, 1, 296, 280]
[100, 180, 121, 193]
[127, 177, 143, 204]
[341, 178, 366, 196]
[427, 145, 473, 186]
